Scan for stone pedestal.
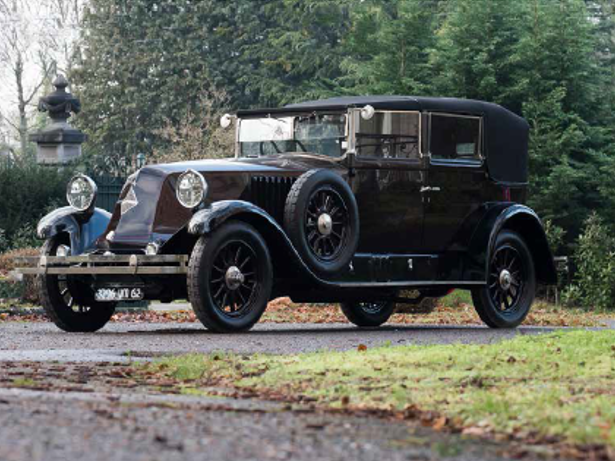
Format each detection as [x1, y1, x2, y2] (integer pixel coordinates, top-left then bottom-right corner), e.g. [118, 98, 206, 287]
[30, 75, 85, 165]
[31, 122, 86, 165]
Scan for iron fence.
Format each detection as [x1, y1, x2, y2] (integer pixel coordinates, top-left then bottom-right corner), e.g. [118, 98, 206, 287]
[92, 175, 126, 213]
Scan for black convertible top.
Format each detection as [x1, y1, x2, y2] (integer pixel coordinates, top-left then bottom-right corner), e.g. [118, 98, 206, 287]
[237, 96, 529, 185]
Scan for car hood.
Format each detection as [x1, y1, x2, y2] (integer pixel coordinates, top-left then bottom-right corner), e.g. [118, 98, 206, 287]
[98, 154, 346, 252]
[141, 154, 344, 176]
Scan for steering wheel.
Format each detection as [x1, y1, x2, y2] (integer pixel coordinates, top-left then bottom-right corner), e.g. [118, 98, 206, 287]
[294, 140, 309, 153]
[259, 141, 282, 157]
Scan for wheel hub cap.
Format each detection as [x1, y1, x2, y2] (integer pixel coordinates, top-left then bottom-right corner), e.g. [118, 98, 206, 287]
[499, 269, 512, 291]
[225, 266, 245, 291]
[317, 213, 333, 236]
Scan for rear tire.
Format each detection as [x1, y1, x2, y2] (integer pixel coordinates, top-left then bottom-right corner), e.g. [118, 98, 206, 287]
[188, 221, 273, 333]
[340, 299, 396, 327]
[471, 231, 536, 328]
[38, 236, 116, 333]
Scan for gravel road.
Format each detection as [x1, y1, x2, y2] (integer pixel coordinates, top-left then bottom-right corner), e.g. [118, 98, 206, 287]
[0, 321, 576, 363]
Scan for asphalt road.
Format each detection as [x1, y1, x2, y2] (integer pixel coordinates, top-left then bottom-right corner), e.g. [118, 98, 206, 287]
[0, 387, 528, 461]
[0, 321, 597, 461]
[0, 321, 576, 362]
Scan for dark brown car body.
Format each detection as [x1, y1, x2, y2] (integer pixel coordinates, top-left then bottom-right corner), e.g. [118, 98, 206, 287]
[33, 96, 557, 306]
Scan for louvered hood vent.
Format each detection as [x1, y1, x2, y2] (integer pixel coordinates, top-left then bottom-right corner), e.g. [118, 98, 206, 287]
[250, 176, 296, 224]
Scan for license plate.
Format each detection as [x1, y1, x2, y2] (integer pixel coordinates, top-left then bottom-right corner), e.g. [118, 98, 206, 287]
[95, 287, 144, 302]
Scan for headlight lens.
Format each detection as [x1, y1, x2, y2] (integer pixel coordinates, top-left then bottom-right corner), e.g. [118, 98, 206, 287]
[176, 170, 207, 208]
[66, 175, 97, 211]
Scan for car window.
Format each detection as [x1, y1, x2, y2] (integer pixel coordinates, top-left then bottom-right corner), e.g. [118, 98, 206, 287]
[355, 112, 420, 159]
[430, 114, 481, 162]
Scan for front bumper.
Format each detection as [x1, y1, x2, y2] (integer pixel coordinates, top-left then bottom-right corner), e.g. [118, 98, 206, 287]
[14, 254, 189, 276]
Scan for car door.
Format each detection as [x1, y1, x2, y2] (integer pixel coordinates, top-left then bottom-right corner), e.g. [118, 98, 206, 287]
[350, 110, 426, 254]
[421, 113, 485, 253]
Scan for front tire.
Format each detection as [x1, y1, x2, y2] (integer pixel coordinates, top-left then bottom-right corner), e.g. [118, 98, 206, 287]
[38, 236, 116, 333]
[188, 221, 273, 333]
[340, 299, 396, 327]
[472, 231, 536, 328]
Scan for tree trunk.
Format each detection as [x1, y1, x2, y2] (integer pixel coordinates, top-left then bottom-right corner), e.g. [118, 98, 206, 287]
[14, 53, 29, 158]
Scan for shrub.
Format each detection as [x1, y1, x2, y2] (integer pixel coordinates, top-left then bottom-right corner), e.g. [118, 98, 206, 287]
[564, 213, 615, 310]
[0, 248, 40, 304]
[0, 229, 7, 254]
[0, 248, 40, 275]
[0, 162, 72, 249]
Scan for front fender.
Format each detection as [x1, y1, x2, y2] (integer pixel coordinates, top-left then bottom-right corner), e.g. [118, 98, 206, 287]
[37, 206, 112, 255]
[468, 204, 557, 285]
[188, 200, 280, 235]
[188, 200, 326, 284]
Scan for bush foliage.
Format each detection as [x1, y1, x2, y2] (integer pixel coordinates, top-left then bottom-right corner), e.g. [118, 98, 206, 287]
[565, 213, 615, 310]
[0, 163, 72, 252]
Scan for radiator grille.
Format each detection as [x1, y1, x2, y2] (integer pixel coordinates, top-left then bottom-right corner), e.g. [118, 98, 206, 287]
[250, 176, 296, 224]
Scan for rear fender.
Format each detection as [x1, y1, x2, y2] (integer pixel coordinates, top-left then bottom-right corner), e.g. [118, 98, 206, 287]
[468, 204, 557, 285]
[37, 206, 112, 255]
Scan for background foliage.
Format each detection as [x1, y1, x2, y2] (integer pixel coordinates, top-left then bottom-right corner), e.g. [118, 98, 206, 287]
[3, 0, 615, 308]
[0, 163, 70, 253]
[69, 0, 615, 248]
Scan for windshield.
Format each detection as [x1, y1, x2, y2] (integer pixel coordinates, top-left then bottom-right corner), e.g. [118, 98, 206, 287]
[239, 113, 347, 158]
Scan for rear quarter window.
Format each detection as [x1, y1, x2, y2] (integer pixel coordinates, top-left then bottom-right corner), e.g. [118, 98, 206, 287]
[430, 114, 481, 162]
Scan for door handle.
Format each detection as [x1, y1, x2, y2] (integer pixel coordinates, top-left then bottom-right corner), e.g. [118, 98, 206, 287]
[420, 186, 441, 193]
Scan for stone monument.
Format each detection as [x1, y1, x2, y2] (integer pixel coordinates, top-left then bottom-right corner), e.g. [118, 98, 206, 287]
[30, 75, 86, 165]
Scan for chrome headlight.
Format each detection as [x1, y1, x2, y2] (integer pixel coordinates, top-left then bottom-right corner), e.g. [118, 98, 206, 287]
[66, 174, 97, 212]
[176, 169, 207, 209]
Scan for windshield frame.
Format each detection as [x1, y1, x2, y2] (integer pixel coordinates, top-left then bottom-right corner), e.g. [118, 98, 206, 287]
[235, 111, 350, 159]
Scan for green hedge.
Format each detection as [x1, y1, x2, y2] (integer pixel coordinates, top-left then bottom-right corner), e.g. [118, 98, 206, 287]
[0, 163, 73, 251]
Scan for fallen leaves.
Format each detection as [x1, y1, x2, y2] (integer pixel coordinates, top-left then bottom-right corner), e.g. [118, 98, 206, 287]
[0, 296, 612, 327]
[432, 416, 448, 431]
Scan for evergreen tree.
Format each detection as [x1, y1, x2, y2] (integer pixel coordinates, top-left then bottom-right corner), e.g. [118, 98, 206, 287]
[429, 0, 526, 113]
[240, 0, 351, 106]
[515, 0, 610, 238]
[337, 0, 440, 96]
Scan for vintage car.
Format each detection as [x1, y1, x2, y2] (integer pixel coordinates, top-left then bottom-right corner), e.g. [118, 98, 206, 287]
[17, 96, 557, 333]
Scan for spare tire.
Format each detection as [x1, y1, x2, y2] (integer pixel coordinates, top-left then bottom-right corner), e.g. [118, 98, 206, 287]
[284, 169, 359, 276]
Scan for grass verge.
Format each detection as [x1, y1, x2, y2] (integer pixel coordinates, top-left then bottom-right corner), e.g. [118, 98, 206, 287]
[148, 330, 615, 458]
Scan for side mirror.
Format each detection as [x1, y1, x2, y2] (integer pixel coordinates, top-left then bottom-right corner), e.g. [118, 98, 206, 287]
[360, 105, 375, 121]
[220, 114, 234, 129]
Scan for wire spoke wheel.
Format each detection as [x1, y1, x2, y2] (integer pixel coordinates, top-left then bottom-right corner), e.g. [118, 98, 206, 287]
[39, 236, 115, 333]
[53, 256, 92, 314]
[188, 221, 273, 333]
[488, 244, 525, 314]
[340, 295, 397, 328]
[209, 240, 258, 319]
[358, 301, 390, 315]
[305, 187, 349, 261]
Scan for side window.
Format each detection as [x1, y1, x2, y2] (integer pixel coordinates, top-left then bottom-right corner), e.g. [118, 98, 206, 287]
[430, 114, 481, 162]
[355, 112, 420, 159]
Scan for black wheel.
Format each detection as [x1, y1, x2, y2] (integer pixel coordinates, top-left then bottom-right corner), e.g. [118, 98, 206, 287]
[340, 299, 396, 327]
[472, 231, 536, 328]
[284, 170, 359, 276]
[38, 236, 116, 333]
[188, 221, 273, 333]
